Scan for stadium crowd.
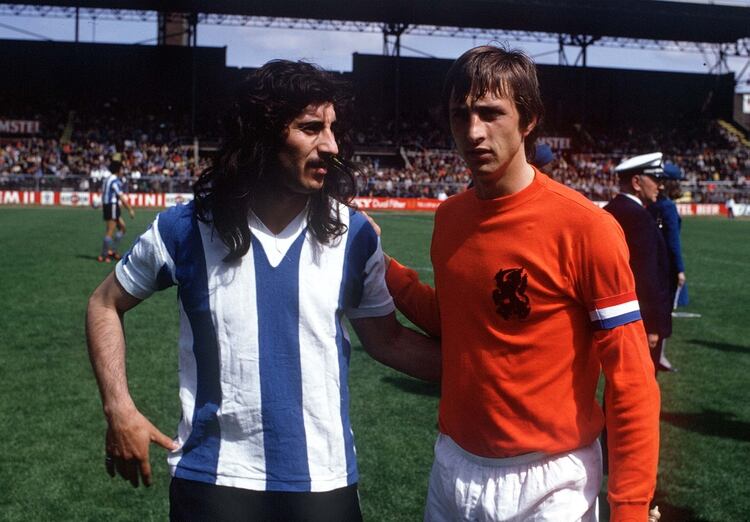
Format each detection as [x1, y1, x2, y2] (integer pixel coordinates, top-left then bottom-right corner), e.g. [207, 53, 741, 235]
[1, 101, 748, 203]
[354, 118, 749, 202]
[0, 99, 209, 193]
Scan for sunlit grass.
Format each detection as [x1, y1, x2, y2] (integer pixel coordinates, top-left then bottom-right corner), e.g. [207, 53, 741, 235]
[0, 208, 747, 521]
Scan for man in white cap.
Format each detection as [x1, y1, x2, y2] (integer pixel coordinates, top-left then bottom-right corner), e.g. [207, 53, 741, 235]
[604, 152, 672, 375]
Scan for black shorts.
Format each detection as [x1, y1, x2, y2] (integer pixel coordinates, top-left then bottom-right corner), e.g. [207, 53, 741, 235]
[103, 202, 121, 221]
[169, 477, 363, 522]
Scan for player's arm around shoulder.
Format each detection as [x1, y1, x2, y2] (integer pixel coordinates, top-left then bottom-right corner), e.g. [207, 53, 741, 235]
[86, 273, 177, 488]
[348, 211, 440, 382]
[350, 313, 441, 382]
[359, 210, 441, 337]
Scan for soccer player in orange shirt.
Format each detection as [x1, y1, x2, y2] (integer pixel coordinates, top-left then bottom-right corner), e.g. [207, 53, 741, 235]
[384, 45, 660, 521]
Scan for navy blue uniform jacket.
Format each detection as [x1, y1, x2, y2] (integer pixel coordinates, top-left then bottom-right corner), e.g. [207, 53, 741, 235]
[648, 196, 685, 300]
[604, 194, 672, 337]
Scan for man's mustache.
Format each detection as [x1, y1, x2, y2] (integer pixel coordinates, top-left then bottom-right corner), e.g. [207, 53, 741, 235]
[307, 159, 328, 169]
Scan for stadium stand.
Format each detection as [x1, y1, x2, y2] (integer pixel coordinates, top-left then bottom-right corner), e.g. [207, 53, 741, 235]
[1, 42, 748, 204]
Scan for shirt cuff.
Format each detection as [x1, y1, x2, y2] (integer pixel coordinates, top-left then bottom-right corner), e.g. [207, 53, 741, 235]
[609, 501, 649, 521]
[114, 262, 154, 300]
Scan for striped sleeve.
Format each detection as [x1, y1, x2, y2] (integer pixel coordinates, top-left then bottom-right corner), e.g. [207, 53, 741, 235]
[344, 210, 395, 319]
[115, 213, 176, 299]
[578, 211, 642, 331]
[346, 237, 395, 318]
[589, 291, 641, 330]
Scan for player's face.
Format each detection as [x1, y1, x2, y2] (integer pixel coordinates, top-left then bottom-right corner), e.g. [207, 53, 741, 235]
[637, 174, 663, 204]
[276, 102, 339, 195]
[449, 91, 533, 184]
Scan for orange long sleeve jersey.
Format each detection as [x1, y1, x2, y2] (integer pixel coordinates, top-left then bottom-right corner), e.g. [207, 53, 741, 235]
[387, 171, 660, 521]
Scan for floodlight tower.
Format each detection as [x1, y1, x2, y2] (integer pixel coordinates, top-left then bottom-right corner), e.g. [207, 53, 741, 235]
[156, 11, 200, 160]
[383, 22, 409, 145]
[157, 12, 198, 47]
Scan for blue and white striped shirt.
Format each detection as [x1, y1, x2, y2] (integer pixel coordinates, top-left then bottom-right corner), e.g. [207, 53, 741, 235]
[115, 200, 394, 492]
[102, 173, 123, 205]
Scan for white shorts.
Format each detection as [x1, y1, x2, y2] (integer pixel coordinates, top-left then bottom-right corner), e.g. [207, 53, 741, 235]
[424, 434, 601, 522]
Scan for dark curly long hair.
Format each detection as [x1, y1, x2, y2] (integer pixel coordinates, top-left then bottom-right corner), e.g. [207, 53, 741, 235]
[193, 60, 357, 262]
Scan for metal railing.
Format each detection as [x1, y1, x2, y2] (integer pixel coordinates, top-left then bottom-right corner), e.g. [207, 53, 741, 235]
[0, 174, 195, 193]
[0, 174, 747, 203]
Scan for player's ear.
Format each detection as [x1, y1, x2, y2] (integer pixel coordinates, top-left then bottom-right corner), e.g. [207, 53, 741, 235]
[521, 116, 538, 138]
[631, 174, 642, 192]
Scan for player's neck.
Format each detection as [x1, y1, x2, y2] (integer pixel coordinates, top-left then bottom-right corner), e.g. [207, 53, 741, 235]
[251, 191, 309, 235]
[474, 157, 535, 200]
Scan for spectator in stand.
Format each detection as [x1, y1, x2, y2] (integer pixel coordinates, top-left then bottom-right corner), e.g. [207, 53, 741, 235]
[2, 96, 748, 203]
[89, 156, 110, 191]
[726, 194, 736, 219]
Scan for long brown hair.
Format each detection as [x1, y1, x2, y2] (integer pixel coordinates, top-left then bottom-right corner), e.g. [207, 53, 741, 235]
[193, 60, 357, 262]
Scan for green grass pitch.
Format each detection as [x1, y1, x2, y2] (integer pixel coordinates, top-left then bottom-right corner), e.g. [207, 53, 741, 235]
[0, 207, 747, 521]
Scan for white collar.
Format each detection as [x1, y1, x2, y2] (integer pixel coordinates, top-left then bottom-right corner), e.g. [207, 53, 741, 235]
[620, 192, 644, 207]
[248, 203, 309, 268]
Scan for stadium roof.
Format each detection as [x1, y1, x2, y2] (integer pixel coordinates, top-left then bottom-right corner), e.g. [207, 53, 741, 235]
[5, 0, 750, 45]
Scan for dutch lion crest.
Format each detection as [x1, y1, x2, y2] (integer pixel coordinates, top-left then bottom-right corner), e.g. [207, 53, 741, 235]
[492, 267, 531, 320]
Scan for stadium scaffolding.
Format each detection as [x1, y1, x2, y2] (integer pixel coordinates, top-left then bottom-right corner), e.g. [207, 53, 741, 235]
[1, 3, 749, 63]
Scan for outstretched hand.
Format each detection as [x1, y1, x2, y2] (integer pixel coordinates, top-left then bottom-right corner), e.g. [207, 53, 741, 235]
[105, 408, 177, 487]
[128, 208, 135, 219]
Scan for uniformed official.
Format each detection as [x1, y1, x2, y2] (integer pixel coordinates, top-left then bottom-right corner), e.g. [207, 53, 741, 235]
[604, 152, 673, 375]
[649, 162, 687, 303]
[647, 161, 686, 371]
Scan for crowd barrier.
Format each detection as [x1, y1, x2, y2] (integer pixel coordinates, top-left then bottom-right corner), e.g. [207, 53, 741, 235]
[0, 190, 194, 208]
[0, 189, 742, 217]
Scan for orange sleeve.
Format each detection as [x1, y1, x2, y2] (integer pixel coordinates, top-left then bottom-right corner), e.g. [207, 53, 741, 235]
[596, 321, 660, 522]
[385, 258, 441, 338]
[574, 212, 659, 520]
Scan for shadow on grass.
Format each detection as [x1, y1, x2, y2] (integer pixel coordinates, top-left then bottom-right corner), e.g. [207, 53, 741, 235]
[661, 408, 750, 442]
[652, 490, 711, 522]
[651, 501, 710, 521]
[598, 488, 710, 521]
[76, 254, 103, 261]
[380, 376, 440, 397]
[687, 338, 749, 354]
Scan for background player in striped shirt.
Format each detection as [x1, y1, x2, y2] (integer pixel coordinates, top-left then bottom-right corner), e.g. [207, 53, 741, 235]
[85, 60, 440, 521]
[98, 158, 135, 263]
[384, 45, 660, 521]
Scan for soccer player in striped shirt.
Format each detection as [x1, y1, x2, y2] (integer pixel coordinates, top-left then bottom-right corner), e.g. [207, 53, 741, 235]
[98, 159, 135, 262]
[86, 60, 440, 521]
